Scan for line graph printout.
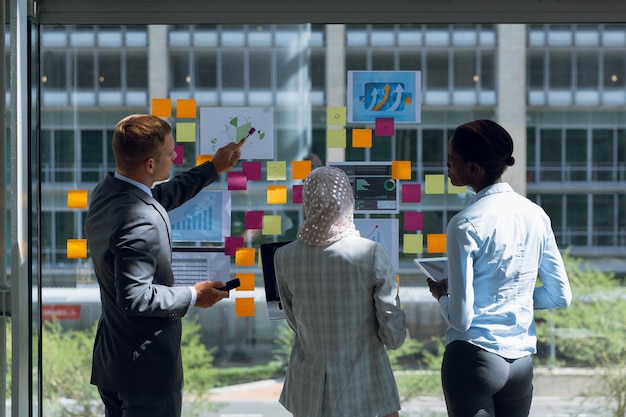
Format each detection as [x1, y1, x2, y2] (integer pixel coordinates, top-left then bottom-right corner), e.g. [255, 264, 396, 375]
[168, 190, 231, 242]
[172, 248, 229, 286]
[199, 107, 275, 160]
[355, 218, 399, 272]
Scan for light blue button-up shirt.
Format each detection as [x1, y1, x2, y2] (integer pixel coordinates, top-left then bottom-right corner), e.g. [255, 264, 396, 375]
[439, 182, 572, 359]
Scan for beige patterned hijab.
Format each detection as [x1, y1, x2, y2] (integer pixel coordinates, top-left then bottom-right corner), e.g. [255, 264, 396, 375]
[297, 166, 360, 246]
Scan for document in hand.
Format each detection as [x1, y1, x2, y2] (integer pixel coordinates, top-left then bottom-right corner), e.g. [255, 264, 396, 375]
[413, 257, 448, 282]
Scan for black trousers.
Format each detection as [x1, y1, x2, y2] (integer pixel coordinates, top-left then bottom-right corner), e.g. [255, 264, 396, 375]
[441, 340, 534, 417]
[98, 387, 183, 417]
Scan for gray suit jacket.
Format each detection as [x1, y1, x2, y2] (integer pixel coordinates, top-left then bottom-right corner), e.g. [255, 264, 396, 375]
[85, 162, 218, 394]
[274, 236, 406, 417]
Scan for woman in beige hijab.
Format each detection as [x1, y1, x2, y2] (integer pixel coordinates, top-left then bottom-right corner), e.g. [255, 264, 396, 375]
[274, 166, 406, 417]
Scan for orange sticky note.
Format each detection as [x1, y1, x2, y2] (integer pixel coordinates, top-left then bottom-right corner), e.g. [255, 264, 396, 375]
[267, 185, 287, 204]
[67, 190, 88, 209]
[196, 154, 213, 166]
[235, 298, 255, 317]
[67, 239, 87, 259]
[292, 160, 312, 180]
[352, 128, 373, 148]
[235, 247, 256, 266]
[176, 99, 197, 118]
[151, 98, 172, 118]
[392, 160, 412, 180]
[427, 234, 447, 253]
[235, 273, 255, 291]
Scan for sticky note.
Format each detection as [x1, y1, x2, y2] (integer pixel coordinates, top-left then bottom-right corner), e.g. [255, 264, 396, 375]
[375, 117, 395, 136]
[327, 128, 347, 148]
[197, 154, 213, 165]
[175, 122, 196, 143]
[425, 174, 445, 194]
[402, 183, 421, 203]
[245, 211, 264, 230]
[352, 129, 373, 148]
[176, 99, 197, 118]
[427, 234, 447, 253]
[448, 178, 467, 194]
[292, 184, 303, 204]
[235, 298, 255, 317]
[404, 212, 424, 231]
[235, 247, 256, 266]
[67, 190, 88, 209]
[228, 171, 248, 191]
[403, 234, 423, 254]
[292, 160, 312, 180]
[224, 237, 244, 256]
[327, 106, 347, 126]
[262, 215, 282, 235]
[243, 161, 262, 181]
[151, 98, 171, 118]
[67, 239, 87, 259]
[267, 185, 287, 204]
[392, 160, 412, 180]
[236, 273, 255, 291]
[267, 161, 287, 180]
[173, 145, 184, 165]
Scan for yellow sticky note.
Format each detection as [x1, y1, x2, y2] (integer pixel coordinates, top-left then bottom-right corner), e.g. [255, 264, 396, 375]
[267, 186, 287, 204]
[427, 234, 447, 253]
[403, 234, 423, 254]
[392, 160, 412, 180]
[292, 160, 312, 180]
[448, 178, 467, 194]
[151, 98, 172, 118]
[235, 273, 255, 291]
[67, 190, 88, 209]
[235, 247, 256, 267]
[235, 298, 255, 317]
[176, 122, 196, 143]
[327, 106, 347, 126]
[197, 154, 213, 166]
[262, 215, 282, 235]
[352, 128, 373, 148]
[176, 99, 197, 118]
[67, 239, 87, 259]
[267, 161, 287, 180]
[425, 174, 445, 194]
[327, 128, 347, 148]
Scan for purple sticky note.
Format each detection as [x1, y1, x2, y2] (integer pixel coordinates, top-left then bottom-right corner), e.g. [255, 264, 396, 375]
[375, 117, 395, 137]
[402, 183, 421, 203]
[404, 211, 424, 231]
[292, 184, 303, 204]
[227, 171, 248, 191]
[245, 210, 264, 230]
[224, 236, 244, 256]
[242, 161, 262, 181]
[173, 145, 184, 165]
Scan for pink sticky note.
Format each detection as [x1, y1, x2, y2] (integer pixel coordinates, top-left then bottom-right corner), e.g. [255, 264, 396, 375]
[402, 183, 421, 203]
[242, 161, 262, 181]
[228, 171, 248, 191]
[404, 212, 424, 231]
[173, 145, 184, 165]
[375, 117, 395, 136]
[224, 236, 244, 256]
[245, 210, 264, 230]
[292, 184, 303, 204]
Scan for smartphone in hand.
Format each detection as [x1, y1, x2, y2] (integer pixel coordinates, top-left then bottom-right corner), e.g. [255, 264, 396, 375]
[217, 278, 241, 292]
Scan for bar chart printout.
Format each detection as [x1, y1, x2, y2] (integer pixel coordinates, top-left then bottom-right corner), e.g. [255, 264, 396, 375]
[168, 190, 231, 242]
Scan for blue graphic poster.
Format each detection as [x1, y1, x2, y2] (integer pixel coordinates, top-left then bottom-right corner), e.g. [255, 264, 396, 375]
[168, 190, 231, 242]
[347, 71, 421, 123]
[355, 218, 399, 272]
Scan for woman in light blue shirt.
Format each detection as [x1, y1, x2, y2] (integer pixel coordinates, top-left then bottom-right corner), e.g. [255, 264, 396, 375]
[428, 120, 572, 417]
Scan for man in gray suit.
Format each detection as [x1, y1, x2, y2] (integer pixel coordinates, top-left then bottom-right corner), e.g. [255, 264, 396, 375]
[85, 114, 246, 417]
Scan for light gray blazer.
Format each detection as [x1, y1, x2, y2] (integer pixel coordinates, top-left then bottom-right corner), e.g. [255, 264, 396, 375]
[274, 236, 406, 417]
[85, 162, 218, 394]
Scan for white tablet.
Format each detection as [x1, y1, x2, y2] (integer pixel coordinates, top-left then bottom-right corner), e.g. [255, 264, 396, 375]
[413, 257, 448, 282]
